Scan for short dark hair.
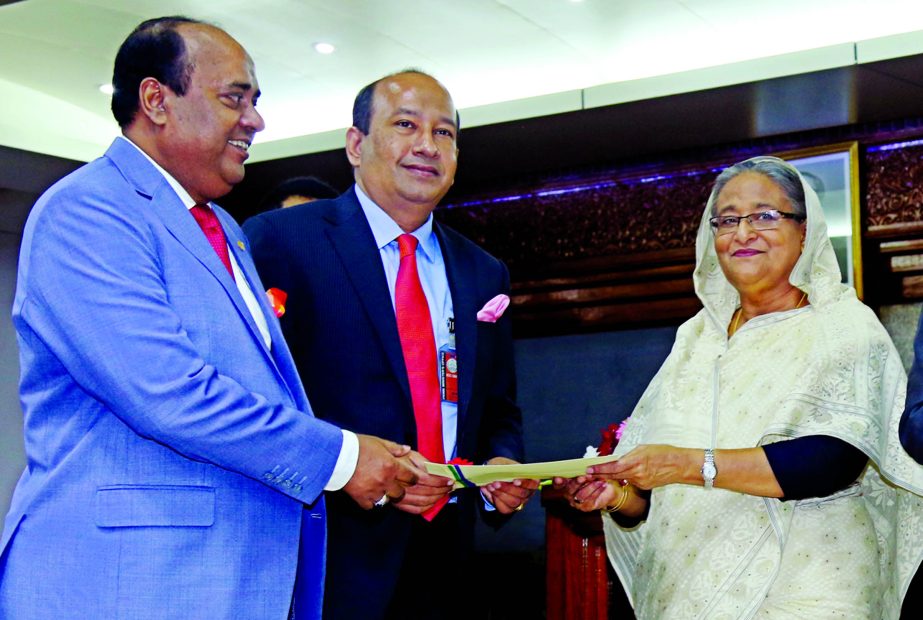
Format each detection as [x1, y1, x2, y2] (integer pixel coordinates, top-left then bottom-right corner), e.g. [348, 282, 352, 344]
[111, 16, 203, 128]
[260, 176, 340, 210]
[351, 69, 461, 135]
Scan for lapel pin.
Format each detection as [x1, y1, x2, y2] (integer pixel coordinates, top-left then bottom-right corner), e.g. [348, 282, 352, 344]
[237, 240, 246, 251]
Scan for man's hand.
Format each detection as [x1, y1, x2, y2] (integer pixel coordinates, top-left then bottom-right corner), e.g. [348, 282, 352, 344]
[479, 456, 539, 514]
[343, 435, 422, 509]
[391, 451, 454, 515]
[553, 476, 617, 512]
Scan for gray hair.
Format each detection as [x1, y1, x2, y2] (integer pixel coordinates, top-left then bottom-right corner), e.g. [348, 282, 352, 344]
[709, 156, 806, 218]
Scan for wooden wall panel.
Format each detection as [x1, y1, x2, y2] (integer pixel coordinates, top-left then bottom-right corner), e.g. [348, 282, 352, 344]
[437, 169, 714, 336]
[429, 134, 923, 336]
[865, 141, 923, 306]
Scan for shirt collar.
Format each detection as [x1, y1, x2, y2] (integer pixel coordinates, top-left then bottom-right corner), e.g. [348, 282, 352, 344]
[353, 184, 437, 262]
[119, 136, 199, 211]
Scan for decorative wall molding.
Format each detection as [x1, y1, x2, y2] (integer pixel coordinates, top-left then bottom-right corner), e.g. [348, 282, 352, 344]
[434, 133, 923, 336]
[863, 140, 923, 305]
[439, 169, 712, 276]
[437, 167, 716, 335]
[867, 140, 923, 231]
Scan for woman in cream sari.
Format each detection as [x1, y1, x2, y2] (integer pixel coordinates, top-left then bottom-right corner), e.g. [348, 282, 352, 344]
[563, 156, 923, 619]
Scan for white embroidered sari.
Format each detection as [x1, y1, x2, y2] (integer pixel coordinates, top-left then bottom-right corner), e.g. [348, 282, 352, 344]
[604, 161, 923, 619]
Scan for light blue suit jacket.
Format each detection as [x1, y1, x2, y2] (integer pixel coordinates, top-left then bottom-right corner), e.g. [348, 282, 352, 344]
[0, 138, 342, 619]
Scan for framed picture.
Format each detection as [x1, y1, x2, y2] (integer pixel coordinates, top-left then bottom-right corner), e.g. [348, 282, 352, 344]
[776, 142, 863, 298]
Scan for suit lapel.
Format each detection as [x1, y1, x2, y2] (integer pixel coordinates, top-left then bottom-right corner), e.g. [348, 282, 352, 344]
[109, 140, 260, 344]
[436, 224, 477, 439]
[155, 190, 302, 408]
[324, 194, 414, 407]
[153, 189, 269, 351]
[105, 139, 301, 406]
[220, 211, 305, 409]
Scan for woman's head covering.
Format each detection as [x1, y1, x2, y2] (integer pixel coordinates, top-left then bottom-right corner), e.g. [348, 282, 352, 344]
[692, 155, 850, 330]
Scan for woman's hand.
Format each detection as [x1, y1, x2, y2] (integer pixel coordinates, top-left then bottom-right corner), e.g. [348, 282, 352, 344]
[588, 444, 698, 490]
[587, 444, 784, 498]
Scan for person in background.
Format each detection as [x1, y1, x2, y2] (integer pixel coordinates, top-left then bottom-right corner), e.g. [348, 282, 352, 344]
[0, 17, 419, 620]
[243, 69, 537, 619]
[560, 156, 923, 619]
[261, 175, 340, 210]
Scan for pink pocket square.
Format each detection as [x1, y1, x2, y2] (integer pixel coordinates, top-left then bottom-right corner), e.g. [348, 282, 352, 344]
[476, 294, 510, 323]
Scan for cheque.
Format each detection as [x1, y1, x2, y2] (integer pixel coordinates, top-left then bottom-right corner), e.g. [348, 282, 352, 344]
[425, 455, 619, 489]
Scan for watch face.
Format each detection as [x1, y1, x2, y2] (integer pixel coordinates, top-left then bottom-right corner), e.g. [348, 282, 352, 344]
[703, 463, 717, 478]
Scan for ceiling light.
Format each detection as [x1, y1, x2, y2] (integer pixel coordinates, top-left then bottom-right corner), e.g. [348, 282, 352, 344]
[98, 83, 114, 95]
[313, 42, 335, 55]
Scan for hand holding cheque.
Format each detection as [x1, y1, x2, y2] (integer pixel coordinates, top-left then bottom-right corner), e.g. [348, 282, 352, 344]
[423, 455, 619, 489]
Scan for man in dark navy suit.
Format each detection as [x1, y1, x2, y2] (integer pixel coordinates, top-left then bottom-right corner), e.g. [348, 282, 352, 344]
[244, 70, 536, 620]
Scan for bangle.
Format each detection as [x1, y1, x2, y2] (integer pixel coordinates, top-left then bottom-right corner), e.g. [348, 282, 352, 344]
[603, 482, 629, 513]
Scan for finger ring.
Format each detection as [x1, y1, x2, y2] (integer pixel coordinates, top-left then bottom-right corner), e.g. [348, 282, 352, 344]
[573, 498, 582, 505]
[514, 502, 525, 512]
[374, 494, 389, 508]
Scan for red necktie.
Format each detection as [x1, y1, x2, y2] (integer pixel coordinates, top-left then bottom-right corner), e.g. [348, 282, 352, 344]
[190, 204, 235, 281]
[395, 234, 445, 465]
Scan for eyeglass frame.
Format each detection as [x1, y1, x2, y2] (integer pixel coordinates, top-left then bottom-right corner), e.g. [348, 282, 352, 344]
[708, 209, 806, 236]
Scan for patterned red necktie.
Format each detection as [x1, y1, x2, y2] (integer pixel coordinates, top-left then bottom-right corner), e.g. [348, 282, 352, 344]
[190, 204, 235, 281]
[395, 234, 447, 520]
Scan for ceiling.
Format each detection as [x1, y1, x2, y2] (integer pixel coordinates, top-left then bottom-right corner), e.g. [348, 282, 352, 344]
[5, 0, 923, 165]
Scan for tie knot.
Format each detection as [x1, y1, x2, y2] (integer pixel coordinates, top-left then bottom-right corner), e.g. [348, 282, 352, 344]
[191, 204, 218, 230]
[188, 203, 235, 280]
[397, 233, 418, 259]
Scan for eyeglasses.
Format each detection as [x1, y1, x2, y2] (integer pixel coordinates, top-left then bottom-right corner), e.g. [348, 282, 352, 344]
[709, 209, 806, 236]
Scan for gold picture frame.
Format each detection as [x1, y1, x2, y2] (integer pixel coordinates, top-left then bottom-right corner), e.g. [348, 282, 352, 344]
[775, 141, 863, 299]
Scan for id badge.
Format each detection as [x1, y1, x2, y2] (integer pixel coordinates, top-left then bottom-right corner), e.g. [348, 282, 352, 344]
[440, 345, 458, 403]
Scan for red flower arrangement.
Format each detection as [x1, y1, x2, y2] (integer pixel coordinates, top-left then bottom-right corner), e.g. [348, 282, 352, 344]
[594, 419, 630, 457]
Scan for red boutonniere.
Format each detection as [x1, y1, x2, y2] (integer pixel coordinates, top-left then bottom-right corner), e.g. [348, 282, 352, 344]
[266, 288, 287, 318]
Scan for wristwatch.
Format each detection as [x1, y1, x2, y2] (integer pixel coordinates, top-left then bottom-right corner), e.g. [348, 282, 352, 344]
[701, 449, 717, 489]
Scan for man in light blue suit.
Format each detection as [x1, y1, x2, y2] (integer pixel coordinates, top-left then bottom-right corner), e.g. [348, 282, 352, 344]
[0, 17, 419, 619]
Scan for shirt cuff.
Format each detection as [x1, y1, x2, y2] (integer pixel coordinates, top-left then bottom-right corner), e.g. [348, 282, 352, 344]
[324, 430, 359, 491]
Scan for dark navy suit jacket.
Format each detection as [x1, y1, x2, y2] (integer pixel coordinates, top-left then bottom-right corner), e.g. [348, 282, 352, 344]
[243, 189, 525, 618]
